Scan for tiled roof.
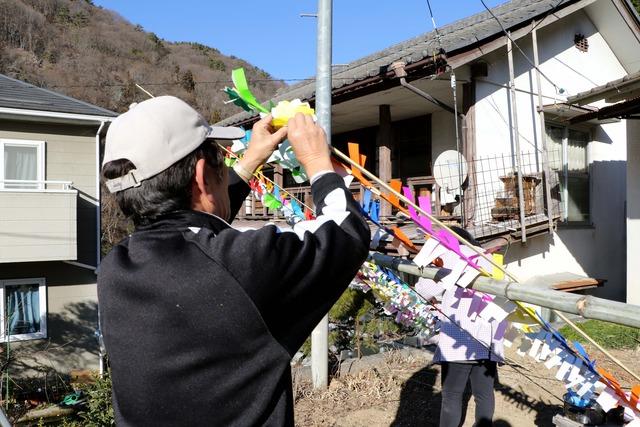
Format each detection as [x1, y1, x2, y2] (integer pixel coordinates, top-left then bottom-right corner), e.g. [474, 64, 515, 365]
[219, 0, 576, 126]
[0, 74, 117, 117]
[567, 69, 640, 104]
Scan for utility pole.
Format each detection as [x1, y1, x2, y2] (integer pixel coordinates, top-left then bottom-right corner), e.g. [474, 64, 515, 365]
[311, 0, 332, 390]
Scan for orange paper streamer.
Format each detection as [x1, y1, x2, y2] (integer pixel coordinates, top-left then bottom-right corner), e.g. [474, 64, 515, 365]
[387, 179, 403, 209]
[347, 143, 375, 188]
[391, 226, 417, 251]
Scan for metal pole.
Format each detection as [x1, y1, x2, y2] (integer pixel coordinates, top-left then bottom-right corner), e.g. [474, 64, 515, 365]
[507, 35, 528, 242]
[311, 0, 332, 390]
[562, 127, 569, 220]
[532, 27, 555, 231]
[451, 72, 465, 228]
[370, 252, 640, 330]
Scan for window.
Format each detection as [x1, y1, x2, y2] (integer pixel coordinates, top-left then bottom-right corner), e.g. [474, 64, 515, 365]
[0, 278, 47, 341]
[0, 139, 45, 190]
[545, 124, 590, 223]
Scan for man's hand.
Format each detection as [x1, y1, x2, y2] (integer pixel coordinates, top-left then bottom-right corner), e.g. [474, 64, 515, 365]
[239, 114, 288, 174]
[287, 113, 333, 179]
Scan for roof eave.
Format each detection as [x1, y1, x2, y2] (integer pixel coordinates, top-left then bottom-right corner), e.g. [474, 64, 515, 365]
[0, 107, 116, 125]
[219, 0, 603, 128]
[219, 53, 447, 127]
[567, 71, 640, 105]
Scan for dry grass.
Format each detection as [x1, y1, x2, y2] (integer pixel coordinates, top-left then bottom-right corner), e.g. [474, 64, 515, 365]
[292, 344, 640, 427]
[293, 351, 435, 426]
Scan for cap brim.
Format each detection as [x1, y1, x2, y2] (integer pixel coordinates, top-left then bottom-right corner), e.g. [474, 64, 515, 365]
[207, 125, 245, 140]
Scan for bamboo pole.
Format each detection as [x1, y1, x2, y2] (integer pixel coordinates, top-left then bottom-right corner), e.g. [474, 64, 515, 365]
[331, 145, 640, 383]
[371, 253, 640, 330]
[135, 84, 155, 99]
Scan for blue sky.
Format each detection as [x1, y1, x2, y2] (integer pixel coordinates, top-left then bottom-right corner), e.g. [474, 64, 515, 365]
[94, 0, 503, 81]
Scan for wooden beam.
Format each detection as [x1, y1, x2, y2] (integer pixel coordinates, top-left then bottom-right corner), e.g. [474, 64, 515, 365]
[551, 278, 602, 292]
[377, 105, 393, 217]
[462, 82, 476, 225]
[273, 165, 284, 219]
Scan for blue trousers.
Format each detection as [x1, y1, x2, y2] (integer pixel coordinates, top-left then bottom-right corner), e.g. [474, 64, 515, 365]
[440, 360, 497, 427]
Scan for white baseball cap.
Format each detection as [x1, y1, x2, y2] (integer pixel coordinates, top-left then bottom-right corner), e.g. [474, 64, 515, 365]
[102, 96, 245, 193]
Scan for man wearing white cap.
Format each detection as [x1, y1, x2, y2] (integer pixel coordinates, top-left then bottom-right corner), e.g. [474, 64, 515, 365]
[98, 96, 370, 426]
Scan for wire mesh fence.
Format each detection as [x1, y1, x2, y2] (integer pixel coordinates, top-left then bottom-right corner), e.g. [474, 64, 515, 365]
[432, 149, 562, 240]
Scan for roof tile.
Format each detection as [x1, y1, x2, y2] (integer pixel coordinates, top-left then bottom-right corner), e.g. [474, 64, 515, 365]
[0, 74, 117, 117]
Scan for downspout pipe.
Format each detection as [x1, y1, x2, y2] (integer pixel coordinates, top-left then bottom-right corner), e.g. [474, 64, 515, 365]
[390, 62, 459, 117]
[95, 120, 109, 377]
[95, 120, 108, 270]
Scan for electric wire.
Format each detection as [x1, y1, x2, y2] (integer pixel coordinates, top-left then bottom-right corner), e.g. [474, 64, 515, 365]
[525, 0, 566, 39]
[425, 0, 445, 53]
[479, 0, 565, 95]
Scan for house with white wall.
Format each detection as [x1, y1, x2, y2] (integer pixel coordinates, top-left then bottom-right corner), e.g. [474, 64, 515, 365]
[220, 0, 640, 304]
[0, 74, 116, 376]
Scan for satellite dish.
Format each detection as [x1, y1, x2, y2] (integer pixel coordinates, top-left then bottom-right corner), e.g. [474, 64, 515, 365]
[433, 150, 468, 193]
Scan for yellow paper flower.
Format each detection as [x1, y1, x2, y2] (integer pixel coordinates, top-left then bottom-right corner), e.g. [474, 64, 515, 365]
[270, 99, 315, 129]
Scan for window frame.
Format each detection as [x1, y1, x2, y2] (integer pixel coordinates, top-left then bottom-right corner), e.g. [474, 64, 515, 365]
[545, 123, 592, 226]
[0, 139, 46, 190]
[0, 278, 47, 341]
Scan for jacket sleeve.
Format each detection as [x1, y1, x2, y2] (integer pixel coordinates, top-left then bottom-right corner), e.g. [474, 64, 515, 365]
[227, 169, 251, 223]
[210, 172, 370, 355]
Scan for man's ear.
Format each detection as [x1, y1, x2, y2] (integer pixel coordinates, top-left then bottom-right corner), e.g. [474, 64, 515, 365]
[194, 158, 208, 196]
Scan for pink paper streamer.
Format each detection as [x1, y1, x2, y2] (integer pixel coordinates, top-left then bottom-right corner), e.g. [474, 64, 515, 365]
[402, 186, 480, 270]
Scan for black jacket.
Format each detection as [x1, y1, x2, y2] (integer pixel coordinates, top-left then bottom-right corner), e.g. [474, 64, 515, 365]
[98, 171, 370, 426]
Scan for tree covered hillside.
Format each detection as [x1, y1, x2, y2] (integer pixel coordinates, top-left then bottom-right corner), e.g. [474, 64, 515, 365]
[0, 0, 284, 120]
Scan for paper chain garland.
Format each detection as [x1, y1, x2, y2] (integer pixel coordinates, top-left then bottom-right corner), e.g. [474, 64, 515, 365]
[224, 70, 640, 422]
[353, 261, 439, 331]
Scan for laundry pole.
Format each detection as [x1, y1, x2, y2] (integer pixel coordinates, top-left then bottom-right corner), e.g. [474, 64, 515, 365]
[311, 0, 332, 390]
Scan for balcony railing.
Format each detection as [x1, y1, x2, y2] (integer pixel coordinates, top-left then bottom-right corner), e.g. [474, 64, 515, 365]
[0, 180, 78, 263]
[0, 180, 73, 192]
[236, 151, 562, 245]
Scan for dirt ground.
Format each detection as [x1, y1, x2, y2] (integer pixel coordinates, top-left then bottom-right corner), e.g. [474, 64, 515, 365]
[293, 344, 639, 426]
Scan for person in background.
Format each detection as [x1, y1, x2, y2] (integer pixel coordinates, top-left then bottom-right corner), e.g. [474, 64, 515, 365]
[98, 96, 370, 426]
[433, 227, 505, 427]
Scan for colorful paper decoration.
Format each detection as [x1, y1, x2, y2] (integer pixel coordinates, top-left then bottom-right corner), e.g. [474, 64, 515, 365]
[271, 99, 315, 129]
[230, 68, 271, 113]
[222, 73, 640, 420]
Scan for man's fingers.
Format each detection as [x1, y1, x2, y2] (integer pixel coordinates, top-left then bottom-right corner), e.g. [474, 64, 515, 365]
[303, 113, 315, 127]
[272, 126, 288, 144]
[289, 112, 305, 128]
[257, 114, 273, 125]
[253, 114, 274, 132]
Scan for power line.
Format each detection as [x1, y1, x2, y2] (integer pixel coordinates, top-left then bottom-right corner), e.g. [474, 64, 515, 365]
[426, 0, 445, 53]
[8, 66, 450, 92]
[479, 0, 565, 95]
[525, 0, 565, 38]
[47, 77, 313, 89]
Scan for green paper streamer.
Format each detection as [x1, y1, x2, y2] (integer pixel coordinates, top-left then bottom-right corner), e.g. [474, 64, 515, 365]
[224, 156, 237, 167]
[262, 193, 283, 210]
[231, 68, 270, 113]
[223, 87, 253, 112]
